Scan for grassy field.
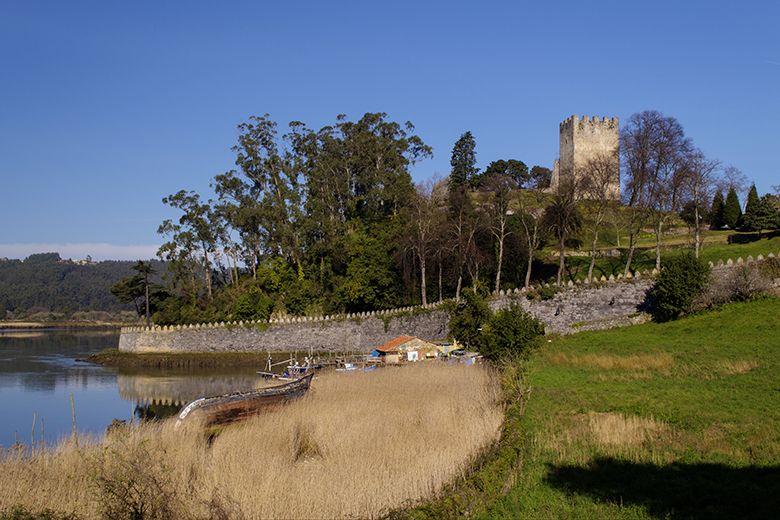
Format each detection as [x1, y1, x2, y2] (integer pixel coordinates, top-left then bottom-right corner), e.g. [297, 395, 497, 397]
[0, 363, 501, 519]
[551, 234, 780, 282]
[476, 297, 780, 519]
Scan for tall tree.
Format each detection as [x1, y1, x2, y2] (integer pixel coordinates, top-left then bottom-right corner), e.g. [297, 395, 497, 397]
[723, 187, 742, 229]
[743, 184, 760, 227]
[449, 131, 479, 188]
[483, 173, 516, 293]
[543, 193, 582, 285]
[620, 110, 691, 273]
[578, 152, 620, 282]
[406, 178, 446, 305]
[448, 132, 480, 299]
[709, 191, 725, 230]
[480, 159, 529, 188]
[159, 191, 220, 301]
[743, 194, 778, 237]
[681, 149, 719, 258]
[516, 178, 547, 288]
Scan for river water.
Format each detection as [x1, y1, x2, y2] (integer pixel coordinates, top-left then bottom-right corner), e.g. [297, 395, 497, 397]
[0, 329, 270, 447]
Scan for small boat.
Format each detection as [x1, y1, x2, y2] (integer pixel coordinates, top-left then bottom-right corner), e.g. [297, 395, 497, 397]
[335, 362, 359, 372]
[176, 371, 314, 427]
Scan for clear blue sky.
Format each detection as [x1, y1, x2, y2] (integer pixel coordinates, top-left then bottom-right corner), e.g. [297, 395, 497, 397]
[1, 1, 778, 259]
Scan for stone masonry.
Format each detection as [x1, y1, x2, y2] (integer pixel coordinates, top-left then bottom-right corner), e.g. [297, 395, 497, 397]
[551, 115, 620, 200]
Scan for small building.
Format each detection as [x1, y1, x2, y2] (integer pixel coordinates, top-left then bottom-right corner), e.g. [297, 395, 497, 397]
[374, 335, 440, 364]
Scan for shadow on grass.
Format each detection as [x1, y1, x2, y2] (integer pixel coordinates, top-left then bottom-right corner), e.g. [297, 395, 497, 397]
[545, 457, 780, 519]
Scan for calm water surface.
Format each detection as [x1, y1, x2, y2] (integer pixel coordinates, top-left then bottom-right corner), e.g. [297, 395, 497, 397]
[0, 329, 266, 447]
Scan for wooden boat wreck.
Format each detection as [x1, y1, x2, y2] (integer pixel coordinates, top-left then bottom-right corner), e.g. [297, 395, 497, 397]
[176, 371, 314, 428]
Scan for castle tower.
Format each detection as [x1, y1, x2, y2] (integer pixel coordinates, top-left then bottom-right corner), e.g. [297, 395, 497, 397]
[551, 115, 620, 200]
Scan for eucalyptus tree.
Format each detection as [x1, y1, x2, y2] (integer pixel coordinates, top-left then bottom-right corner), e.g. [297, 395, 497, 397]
[159, 190, 221, 300]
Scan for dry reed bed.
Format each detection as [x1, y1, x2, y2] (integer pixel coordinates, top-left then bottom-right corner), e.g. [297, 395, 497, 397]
[0, 363, 502, 519]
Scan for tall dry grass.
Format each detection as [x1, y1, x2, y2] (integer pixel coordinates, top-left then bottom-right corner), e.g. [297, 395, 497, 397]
[0, 363, 502, 519]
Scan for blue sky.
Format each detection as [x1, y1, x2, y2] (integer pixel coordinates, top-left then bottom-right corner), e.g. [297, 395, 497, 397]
[1, 1, 778, 259]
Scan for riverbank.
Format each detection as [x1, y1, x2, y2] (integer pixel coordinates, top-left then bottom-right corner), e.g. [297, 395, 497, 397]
[0, 321, 125, 330]
[403, 297, 780, 518]
[0, 363, 501, 519]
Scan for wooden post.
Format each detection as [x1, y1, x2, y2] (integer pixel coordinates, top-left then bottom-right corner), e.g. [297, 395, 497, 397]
[70, 393, 78, 446]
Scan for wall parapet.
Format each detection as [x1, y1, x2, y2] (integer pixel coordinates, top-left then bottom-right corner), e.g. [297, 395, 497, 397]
[117, 251, 777, 353]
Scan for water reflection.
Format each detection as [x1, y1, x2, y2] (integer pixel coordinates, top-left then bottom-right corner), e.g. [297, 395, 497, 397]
[0, 329, 274, 447]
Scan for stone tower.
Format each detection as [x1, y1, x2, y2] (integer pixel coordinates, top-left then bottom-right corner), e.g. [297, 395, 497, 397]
[551, 115, 620, 200]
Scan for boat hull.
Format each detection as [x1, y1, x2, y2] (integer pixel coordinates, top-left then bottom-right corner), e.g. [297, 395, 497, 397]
[176, 372, 314, 427]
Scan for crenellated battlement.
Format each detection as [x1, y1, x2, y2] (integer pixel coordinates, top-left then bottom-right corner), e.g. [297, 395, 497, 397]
[560, 115, 618, 131]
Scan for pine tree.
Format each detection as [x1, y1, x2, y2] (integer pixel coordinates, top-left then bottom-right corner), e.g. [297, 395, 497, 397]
[709, 191, 725, 229]
[742, 184, 760, 229]
[723, 187, 742, 229]
[449, 131, 478, 188]
[743, 194, 778, 237]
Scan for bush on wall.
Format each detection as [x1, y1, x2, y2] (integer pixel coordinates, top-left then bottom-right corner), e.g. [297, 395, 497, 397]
[649, 252, 710, 322]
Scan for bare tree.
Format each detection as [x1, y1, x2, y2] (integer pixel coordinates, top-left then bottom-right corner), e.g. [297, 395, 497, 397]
[407, 177, 447, 305]
[516, 178, 547, 288]
[483, 173, 517, 293]
[620, 111, 691, 273]
[682, 150, 720, 258]
[718, 165, 749, 203]
[578, 152, 620, 282]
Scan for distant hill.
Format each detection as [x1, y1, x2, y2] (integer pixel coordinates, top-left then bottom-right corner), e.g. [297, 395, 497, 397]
[0, 253, 164, 318]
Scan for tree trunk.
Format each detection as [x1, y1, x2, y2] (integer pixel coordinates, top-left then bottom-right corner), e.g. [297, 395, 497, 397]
[525, 251, 533, 289]
[587, 230, 599, 283]
[455, 274, 463, 301]
[419, 255, 427, 306]
[655, 219, 663, 270]
[694, 205, 701, 259]
[494, 235, 504, 294]
[203, 250, 213, 300]
[557, 237, 565, 285]
[624, 232, 636, 276]
[144, 274, 150, 327]
[438, 257, 443, 303]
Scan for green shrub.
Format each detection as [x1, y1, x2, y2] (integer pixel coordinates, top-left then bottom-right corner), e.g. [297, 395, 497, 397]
[649, 252, 710, 322]
[480, 304, 545, 361]
[448, 290, 491, 349]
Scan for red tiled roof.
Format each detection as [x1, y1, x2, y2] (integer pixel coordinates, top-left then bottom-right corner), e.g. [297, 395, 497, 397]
[375, 335, 416, 353]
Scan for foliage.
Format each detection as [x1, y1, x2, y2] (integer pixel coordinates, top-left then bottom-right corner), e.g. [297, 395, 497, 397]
[479, 159, 529, 188]
[648, 251, 710, 322]
[448, 289, 491, 350]
[529, 165, 552, 190]
[0, 254, 163, 317]
[448, 131, 478, 188]
[332, 228, 401, 312]
[480, 304, 544, 361]
[723, 187, 742, 229]
[743, 194, 778, 234]
[709, 191, 725, 229]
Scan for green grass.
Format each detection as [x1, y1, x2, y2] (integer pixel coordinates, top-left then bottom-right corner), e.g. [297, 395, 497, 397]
[549, 234, 780, 282]
[481, 298, 780, 519]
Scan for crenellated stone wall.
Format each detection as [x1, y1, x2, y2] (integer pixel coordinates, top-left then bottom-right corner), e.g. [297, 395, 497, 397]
[118, 252, 777, 353]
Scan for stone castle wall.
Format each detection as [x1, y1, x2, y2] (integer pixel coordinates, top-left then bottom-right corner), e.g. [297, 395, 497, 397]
[118, 252, 777, 354]
[554, 115, 620, 200]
